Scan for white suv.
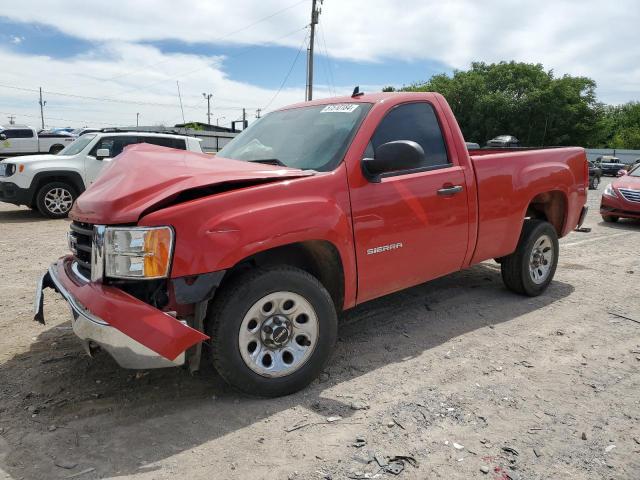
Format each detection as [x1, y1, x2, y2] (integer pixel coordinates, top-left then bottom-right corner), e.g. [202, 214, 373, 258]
[0, 131, 203, 218]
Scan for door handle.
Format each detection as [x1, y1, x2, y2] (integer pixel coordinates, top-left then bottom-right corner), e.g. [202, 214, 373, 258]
[437, 185, 463, 196]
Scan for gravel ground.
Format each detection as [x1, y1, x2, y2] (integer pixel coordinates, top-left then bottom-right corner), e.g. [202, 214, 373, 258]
[0, 181, 639, 480]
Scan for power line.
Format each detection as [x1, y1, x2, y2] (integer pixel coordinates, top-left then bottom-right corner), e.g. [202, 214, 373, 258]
[0, 83, 256, 110]
[0, 110, 121, 127]
[318, 23, 336, 96]
[263, 31, 309, 112]
[100, 0, 308, 83]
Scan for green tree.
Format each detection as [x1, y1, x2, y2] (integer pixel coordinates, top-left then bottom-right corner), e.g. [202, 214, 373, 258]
[399, 61, 602, 147]
[597, 102, 640, 149]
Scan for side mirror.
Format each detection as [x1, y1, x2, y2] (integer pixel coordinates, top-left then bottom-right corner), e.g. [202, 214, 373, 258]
[617, 169, 628, 177]
[362, 140, 425, 182]
[96, 148, 111, 160]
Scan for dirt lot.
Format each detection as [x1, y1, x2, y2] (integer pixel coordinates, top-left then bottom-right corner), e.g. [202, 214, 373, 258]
[0, 183, 639, 480]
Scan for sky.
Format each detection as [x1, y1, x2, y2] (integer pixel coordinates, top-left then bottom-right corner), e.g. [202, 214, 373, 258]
[0, 0, 638, 129]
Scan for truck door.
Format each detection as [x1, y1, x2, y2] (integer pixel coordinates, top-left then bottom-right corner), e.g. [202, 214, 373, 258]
[350, 102, 470, 303]
[2, 128, 36, 154]
[85, 136, 138, 184]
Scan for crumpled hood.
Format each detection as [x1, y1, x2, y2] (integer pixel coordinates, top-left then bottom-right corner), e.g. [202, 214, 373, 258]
[71, 144, 313, 224]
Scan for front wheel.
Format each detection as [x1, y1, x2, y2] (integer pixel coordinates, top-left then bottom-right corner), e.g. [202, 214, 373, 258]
[208, 266, 338, 397]
[35, 181, 76, 218]
[602, 215, 619, 223]
[501, 220, 559, 296]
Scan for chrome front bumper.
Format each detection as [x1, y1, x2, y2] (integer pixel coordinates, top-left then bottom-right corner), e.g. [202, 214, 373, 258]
[35, 264, 185, 369]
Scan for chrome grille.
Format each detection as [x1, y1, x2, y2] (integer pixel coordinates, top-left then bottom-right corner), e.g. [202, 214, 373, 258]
[619, 188, 640, 203]
[69, 221, 93, 278]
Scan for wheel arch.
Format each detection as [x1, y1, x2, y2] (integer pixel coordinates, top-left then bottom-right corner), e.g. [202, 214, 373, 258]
[524, 190, 568, 236]
[32, 170, 86, 199]
[221, 240, 345, 313]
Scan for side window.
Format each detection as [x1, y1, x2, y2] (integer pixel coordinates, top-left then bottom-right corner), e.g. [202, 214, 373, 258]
[4, 129, 34, 139]
[139, 137, 187, 150]
[370, 102, 449, 169]
[89, 136, 137, 157]
[140, 136, 172, 148]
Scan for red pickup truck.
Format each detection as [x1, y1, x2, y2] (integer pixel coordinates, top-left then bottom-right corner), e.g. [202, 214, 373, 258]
[36, 92, 589, 396]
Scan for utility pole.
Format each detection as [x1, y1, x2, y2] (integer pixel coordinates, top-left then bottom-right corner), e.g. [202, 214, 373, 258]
[7, 115, 15, 125]
[38, 87, 46, 129]
[136, 112, 140, 127]
[305, 0, 322, 101]
[202, 92, 213, 125]
[255, 108, 262, 119]
[216, 116, 225, 126]
[242, 108, 247, 129]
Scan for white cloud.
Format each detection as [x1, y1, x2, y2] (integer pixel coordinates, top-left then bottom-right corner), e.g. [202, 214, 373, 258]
[0, 41, 345, 128]
[9, 35, 24, 44]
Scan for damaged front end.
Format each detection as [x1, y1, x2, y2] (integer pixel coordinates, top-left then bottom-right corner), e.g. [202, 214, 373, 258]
[34, 222, 216, 369]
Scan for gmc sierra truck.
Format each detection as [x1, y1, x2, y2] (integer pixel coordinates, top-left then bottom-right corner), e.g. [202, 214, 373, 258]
[35, 92, 589, 397]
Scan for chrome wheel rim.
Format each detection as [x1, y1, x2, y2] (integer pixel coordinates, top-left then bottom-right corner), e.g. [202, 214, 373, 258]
[529, 234, 554, 284]
[238, 291, 319, 378]
[44, 187, 73, 214]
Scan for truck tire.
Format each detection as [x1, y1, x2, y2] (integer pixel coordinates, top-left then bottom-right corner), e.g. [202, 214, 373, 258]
[500, 219, 559, 297]
[207, 265, 338, 397]
[36, 181, 76, 218]
[602, 215, 619, 223]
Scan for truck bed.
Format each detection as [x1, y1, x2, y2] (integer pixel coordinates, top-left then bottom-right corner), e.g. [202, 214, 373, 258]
[469, 147, 587, 264]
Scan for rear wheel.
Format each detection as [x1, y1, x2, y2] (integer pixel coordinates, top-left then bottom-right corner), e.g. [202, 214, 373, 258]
[208, 266, 338, 397]
[49, 144, 64, 154]
[589, 176, 600, 190]
[602, 215, 619, 223]
[501, 220, 559, 296]
[36, 181, 76, 218]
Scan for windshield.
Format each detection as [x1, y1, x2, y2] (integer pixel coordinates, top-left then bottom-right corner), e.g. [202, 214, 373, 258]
[58, 134, 97, 156]
[630, 167, 640, 177]
[218, 103, 372, 171]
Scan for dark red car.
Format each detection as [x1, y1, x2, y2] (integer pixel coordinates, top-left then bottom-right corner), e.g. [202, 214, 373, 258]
[600, 167, 640, 222]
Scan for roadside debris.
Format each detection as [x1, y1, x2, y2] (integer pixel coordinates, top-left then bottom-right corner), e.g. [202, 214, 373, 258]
[350, 401, 370, 411]
[605, 445, 616, 453]
[65, 467, 95, 478]
[501, 446, 519, 456]
[54, 459, 78, 469]
[352, 436, 367, 448]
[608, 312, 640, 325]
[480, 465, 490, 474]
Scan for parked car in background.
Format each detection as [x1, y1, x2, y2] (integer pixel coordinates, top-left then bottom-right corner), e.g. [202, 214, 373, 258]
[0, 131, 202, 218]
[600, 167, 640, 222]
[588, 161, 602, 189]
[486, 135, 520, 147]
[48, 128, 75, 135]
[35, 92, 588, 397]
[465, 141, 480, 150]
[596, 155, 626, 176]
[0, 125, 75, 156]
[70, 127, 101, 137]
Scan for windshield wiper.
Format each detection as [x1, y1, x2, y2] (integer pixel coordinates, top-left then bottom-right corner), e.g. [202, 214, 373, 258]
[248, 158, 286, 167]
